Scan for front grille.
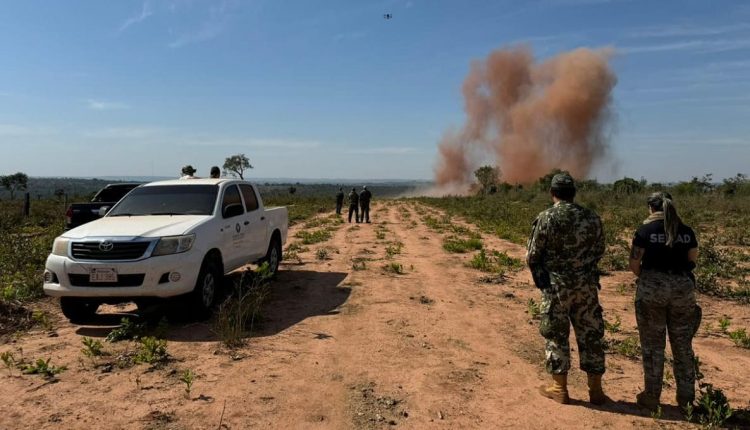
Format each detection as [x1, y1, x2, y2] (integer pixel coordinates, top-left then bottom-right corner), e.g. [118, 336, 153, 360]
[71, 241, 150, 260]
[68, 274, 145, 287]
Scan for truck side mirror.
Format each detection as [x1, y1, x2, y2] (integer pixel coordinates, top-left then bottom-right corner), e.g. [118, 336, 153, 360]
[223, 203, 244, 218]
[98, 206, 111, 217]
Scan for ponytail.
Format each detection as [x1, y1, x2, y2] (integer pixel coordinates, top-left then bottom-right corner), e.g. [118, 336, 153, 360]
[647, 192, 681, 247]
[663, 197, 681, 247]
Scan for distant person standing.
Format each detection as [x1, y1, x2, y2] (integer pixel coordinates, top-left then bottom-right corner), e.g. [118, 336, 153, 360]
[629, 192, 700, 412]
[180, 165, 198, 179]
[359, 185, 372, 223]
[335, 187, 344, 215]
[527, 173, 607, 405]
[210, 166, 221, 178]
[348, 187, 360, 223]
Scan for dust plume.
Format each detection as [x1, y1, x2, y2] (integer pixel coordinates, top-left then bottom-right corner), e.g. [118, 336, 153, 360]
[434, 45, 616, 190]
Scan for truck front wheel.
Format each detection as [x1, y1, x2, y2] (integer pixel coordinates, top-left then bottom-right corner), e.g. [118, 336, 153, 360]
[60, 297, 99, 323]
[189, 256, 221, 319]
[262, 237, 282, 277]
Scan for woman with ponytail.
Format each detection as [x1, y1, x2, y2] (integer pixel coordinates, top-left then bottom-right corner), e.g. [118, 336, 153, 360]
[628, 192, 700, 412]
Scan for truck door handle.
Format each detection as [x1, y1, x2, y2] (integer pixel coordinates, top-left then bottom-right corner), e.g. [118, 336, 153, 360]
[244, 221, 250, 225]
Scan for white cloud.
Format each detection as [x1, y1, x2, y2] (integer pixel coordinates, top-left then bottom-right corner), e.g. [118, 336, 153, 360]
[81, 127, 165, 139]
[119, 1, 153, 32]
[86, 99, 130, 111]
[79, 127, 321, 151]
[627, 23, 750, 39]
[619, 38, 750, 54]
[168, 2, 231, 48]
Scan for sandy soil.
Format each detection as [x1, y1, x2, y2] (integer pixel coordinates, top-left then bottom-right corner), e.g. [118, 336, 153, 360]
[1, 201, 749, 429]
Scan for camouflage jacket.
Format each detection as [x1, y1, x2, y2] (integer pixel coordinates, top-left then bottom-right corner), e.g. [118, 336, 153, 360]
[527, 201, 605, 286]
[348, 191, 359, 205]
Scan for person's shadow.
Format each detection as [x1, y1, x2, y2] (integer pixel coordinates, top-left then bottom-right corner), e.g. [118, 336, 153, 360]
[568, 397, 685, 422]
[74, 269, 350, 343]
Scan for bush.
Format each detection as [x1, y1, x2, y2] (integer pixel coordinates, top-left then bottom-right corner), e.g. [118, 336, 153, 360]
[213, 265, 273, 348]
[443, 237, 483, 253]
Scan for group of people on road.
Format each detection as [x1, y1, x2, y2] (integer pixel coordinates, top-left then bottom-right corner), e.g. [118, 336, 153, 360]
[336, 186, 372, 223]
[527, 173, 700, 413]
[179, 165, 221, 179]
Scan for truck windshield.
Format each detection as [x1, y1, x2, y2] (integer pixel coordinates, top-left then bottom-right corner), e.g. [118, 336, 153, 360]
[108, 185, 218, 216]
[92, 184, 139, 203]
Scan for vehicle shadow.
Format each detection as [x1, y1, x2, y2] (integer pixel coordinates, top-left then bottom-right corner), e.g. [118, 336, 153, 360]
[253, 269, 350, 338]
[74, 269, 350, 342]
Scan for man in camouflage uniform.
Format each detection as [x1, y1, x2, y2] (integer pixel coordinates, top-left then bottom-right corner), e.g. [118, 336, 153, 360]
[348, 187, 360, 223]
[359, 185, 372, 223]
[527, 173, 607, 405]
[335, 187, 345, 215]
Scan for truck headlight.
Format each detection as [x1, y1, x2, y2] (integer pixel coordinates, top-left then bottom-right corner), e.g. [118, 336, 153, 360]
[152, 234, 195, 256]
[52, 238, 69, 256]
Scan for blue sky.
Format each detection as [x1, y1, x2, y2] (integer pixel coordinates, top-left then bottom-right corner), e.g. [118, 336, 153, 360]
[1, 0, 749, 182]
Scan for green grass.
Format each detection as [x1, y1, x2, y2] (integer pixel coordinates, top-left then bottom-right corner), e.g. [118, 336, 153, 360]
[21, 358, 66, 379]
[416, 185, 750, 301]
[295, 229, 333, 245]
[604, 315, 622, 334]
[728, 328, 750, 349]
[382, 262, 405, 275]
[443, 236, 483, 253]
[607, 336, 641, 359]
[468, 249, 523, 273]
[134, 337, 168, 364]
[527, 298, 540, 320]
[385, 242, 403, 258]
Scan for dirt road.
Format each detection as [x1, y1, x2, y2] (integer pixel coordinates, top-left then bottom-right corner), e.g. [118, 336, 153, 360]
[2, 201, 749, 429]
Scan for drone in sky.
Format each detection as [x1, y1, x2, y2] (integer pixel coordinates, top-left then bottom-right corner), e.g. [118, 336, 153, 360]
[383, 13, 393, 19]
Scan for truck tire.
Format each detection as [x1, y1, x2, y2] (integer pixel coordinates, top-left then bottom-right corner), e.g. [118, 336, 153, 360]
[189, 256, 221, 320]
[262, 236, 282, 277]
[60, 297, 99, 323]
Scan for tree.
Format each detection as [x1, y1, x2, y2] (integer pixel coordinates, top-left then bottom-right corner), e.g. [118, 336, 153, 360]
[536, 168, 570, 191]
[54, 188, 66, 200]
[721, 173, 749, 197]
[1, 172, 29, 200]
[222, 154, 253, 179]
[613, 177, 644, 194]
[474, 165, 500, 195]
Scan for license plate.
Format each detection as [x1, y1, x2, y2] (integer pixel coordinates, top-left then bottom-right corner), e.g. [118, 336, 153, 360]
[90, 268, 118, 283]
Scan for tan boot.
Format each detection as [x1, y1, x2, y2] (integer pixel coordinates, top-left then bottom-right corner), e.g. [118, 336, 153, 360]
[539, 374, 570, 404]
[636, 391, 660, 412]
[587, 374, 608, 405]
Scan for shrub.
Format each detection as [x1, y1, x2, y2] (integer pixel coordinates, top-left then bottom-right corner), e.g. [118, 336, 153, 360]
[22, 358, 66, 379]
[134, 337, 168, 364]
[382, 262, 404, 275]
[443, 237, 483, 253]
[213, 265, 272, 348]
[106, 317, 145, 343]
[81, 337, 105, 359]
[295, 229, 332, 245]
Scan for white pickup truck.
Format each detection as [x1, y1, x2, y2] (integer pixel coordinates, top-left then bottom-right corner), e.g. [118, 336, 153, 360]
[43, 179, 288, 323]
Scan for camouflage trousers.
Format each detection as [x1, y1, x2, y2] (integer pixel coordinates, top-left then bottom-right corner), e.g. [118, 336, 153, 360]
[635, 270, 701, 404]
[539, 279, 605, 375]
